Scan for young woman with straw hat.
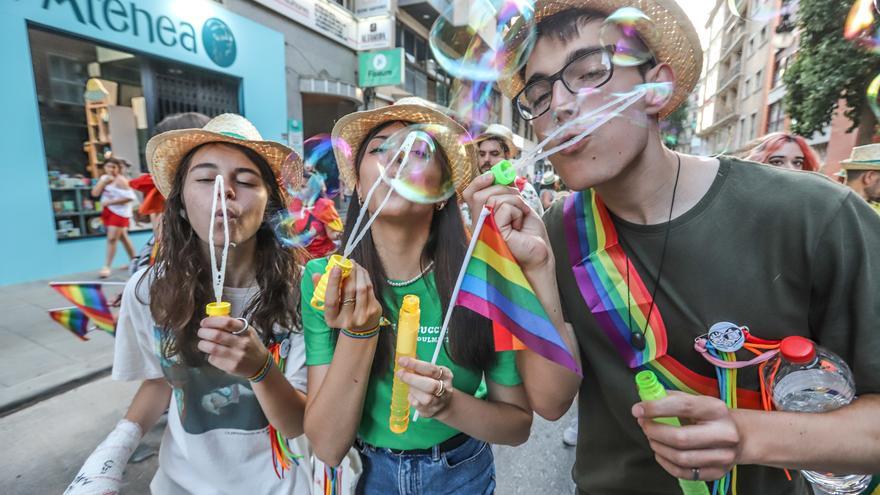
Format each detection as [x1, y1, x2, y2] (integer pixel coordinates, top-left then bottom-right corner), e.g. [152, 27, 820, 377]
[302, 98, 531, 493]
[66, 114, 313, 494]
[466, 0, 880, 493]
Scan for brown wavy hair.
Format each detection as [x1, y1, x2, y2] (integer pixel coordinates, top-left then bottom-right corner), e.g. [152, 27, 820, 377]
[138, 142, 302, 366]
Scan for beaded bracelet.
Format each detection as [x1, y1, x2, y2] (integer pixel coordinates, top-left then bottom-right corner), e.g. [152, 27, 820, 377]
[248, 352, 273, 383]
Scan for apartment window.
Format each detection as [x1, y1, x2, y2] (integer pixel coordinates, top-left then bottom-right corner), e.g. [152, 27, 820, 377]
[772, 50, 788, 88]
[755, 70, 763, 93]
[744, 77, 751, 96]
[761, 26, 768, 43]
[397, 23, 429, 63]
[767, 102, 785, 133]
[750, 112, 758, 139]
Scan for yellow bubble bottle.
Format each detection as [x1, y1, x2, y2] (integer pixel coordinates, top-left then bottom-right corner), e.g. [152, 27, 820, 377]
[205, 301, 231, 317]
[310, 254, 353, 310]
[389, 295, 421, 434]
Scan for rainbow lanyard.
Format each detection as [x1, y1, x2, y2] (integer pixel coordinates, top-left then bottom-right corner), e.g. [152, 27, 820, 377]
[266, 334, 304, 479]
[563, 190, 773, 495]
[693, 323, 784, 494]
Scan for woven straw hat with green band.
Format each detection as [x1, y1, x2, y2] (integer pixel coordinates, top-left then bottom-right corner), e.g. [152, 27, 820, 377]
[146, 113, 302, 198]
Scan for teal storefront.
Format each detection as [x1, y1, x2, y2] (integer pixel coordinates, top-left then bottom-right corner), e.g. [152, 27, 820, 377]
[0, 0, 287, 285]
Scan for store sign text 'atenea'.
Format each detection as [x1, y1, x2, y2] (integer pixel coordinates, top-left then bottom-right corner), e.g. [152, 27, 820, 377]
[41, 0, 238, 68]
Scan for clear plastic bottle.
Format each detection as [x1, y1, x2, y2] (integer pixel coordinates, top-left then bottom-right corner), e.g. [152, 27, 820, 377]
[767, 336, 872, 495]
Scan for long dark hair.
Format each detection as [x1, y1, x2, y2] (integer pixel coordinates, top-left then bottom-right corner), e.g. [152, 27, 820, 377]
[344, 121, 495, 375]
[138, 142, 302, 366]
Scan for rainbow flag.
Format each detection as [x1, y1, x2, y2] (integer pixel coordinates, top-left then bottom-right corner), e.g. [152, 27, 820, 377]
[50, 282, 115, 335]
[48, 307, 91, 341]
[456, 208, 581, 375]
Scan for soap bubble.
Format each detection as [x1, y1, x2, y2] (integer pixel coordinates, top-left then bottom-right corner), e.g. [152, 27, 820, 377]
[375, 124, 458, 204]
[429, 0, 537, 82]
[598, 7, 655, 67]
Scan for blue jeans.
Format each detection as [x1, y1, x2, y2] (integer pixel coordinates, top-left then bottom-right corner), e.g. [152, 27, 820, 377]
[355, 436, 496, 495]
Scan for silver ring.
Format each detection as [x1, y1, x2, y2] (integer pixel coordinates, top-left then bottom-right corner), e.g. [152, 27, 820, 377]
[434, 367, 444, 380]
[434, 379, 446, 398]
[232, 317, 249, 335]
[691, 467, 700, 481]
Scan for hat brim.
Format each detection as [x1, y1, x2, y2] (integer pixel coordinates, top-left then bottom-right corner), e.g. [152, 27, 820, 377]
[841, 159, 880, 170]
[331, 104, 477, 201]
[498, 0, 703, 119]
[146, 130, 301, 198]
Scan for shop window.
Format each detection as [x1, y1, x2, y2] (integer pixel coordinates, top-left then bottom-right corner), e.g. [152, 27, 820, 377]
[48, 54, 88, 105]
[29, 26, 240, 241]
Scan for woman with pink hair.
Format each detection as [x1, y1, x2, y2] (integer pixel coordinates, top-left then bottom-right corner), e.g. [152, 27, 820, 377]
[746, 132, 822, 172]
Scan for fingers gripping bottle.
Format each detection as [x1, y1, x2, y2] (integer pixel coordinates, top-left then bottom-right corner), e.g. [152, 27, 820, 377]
[310, 254, 353, 310]
[635, 371, 711, 495]
[767, 336, 871, 495]
[389, 295, 421, 434]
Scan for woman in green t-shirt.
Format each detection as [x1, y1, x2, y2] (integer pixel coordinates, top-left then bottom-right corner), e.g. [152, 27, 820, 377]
[302, 98, 533, 494]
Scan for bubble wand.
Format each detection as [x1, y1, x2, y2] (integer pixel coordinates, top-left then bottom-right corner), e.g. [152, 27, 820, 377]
[311, 131, 425, 310]
[206, 175, 231, 317]
[512, 86, 651, 171]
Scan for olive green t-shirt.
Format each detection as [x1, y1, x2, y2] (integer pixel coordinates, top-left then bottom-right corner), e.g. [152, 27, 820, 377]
[302, 257, 522, 450]
[544, 158, 880, 495]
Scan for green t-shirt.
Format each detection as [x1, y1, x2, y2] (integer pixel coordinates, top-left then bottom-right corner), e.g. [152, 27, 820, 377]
[302, 257, 522, 450]
[545, 158, 880, 495]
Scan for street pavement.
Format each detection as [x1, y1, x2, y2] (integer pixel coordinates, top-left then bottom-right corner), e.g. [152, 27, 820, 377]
[0, 267, 129, 414]
[0, 374, 577, 494]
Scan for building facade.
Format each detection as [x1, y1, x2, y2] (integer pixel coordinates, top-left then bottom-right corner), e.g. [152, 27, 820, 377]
[695, 0, 857, 174]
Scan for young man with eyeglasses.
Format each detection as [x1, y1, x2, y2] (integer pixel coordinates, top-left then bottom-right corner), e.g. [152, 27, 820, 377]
[464, 1, 880, 493]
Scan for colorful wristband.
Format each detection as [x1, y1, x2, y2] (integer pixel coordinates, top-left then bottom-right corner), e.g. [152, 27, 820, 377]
[248, 352, 273, 383]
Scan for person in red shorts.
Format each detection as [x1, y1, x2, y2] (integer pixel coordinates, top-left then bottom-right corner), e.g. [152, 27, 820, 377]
[91, 157, 137, 278]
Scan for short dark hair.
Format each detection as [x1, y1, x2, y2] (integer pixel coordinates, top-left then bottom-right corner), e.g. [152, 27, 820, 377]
[154, 112, 211, 135]
[846, 169, 867, 182]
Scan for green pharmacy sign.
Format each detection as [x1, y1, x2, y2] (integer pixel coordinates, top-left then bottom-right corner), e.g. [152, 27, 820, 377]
[359, 48, 404, 88]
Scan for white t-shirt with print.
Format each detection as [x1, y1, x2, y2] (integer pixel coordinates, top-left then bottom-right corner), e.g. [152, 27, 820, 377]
[113, 268, 311, 495]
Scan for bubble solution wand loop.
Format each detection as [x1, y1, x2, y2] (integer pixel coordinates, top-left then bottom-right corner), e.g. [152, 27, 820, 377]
[206, 175, 231, 317]
[389, 295, 421, 434]
[635, 371, 710, 495]
[512, 86, 651, 172]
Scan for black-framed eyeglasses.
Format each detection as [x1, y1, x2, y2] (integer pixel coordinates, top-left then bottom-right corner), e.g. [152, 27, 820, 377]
[514, 46, 615, 121]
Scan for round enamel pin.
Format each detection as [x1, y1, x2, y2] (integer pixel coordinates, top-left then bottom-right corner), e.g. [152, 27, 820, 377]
[707, 322, 746, 353]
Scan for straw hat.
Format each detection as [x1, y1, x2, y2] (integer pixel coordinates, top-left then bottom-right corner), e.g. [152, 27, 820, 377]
[331, 97, 477, 200]
[474, 124, 521, 155]
[841, 144, 880, 171]
[541, 171, 558, 185]
[498, 0, 703, 119]
[146, 113, 301, 197]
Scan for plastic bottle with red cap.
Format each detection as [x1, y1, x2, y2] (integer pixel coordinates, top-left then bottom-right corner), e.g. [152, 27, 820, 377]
[767, 336, 871, 495]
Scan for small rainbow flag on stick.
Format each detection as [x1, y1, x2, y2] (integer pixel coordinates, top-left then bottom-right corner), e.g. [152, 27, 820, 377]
[50, 282, 116, 335]
[48, 307, 91, 341]
[427, 206, 581, 375]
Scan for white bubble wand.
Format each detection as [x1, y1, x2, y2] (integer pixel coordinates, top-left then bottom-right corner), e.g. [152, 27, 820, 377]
[208, 175, 230, 306]
[512, 84, 665, 172]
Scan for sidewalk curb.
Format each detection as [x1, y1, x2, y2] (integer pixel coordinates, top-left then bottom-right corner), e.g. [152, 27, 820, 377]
[0, 366, 111, 418]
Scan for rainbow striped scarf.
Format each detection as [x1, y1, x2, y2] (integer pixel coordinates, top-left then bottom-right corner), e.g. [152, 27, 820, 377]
[563, 190, 760, 409]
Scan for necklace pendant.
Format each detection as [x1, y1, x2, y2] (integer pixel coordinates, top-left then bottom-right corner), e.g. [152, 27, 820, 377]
[707, 322, 746, 353]
[630, 331, 646, 350]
